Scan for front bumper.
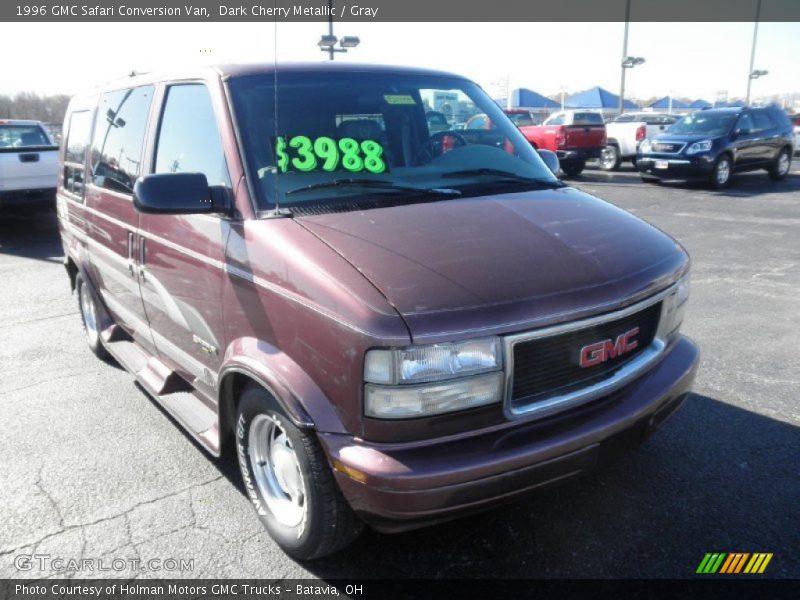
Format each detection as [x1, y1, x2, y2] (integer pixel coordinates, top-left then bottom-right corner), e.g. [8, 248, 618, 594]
[557, 148, 603, 162]
[637, 154, 715, 179]
[320, 335, 699, 532]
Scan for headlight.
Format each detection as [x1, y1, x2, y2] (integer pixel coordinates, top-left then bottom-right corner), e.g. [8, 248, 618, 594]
[639, 139, 652, 154]
[365, 372, 504, 419]
[686, 139, 712, 154]
[657, 271, 690, 340]
[365, 337, 502, 384]
[364, 337, 504, 418]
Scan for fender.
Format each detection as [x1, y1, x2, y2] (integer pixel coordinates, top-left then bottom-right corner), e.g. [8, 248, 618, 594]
[218, 336, 349, 436]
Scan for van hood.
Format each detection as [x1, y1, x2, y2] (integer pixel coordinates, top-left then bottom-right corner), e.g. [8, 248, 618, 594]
[297, 187, 688, 342]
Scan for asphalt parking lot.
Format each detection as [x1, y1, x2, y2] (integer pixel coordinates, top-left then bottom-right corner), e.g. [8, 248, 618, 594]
[1, 165, 799, 580]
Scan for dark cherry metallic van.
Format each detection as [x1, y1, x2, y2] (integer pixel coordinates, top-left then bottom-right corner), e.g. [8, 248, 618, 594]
[57, 64, 698, 559]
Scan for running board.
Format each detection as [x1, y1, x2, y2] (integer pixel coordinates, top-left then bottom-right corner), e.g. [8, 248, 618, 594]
[102, 338, 221, 456]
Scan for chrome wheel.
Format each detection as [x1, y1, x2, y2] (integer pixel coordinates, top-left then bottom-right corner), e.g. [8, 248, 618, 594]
[778, 152, 790, 176]
[78, 282, 99, 343]
[715, 158, 730, 185]
[600, 146, 619, 170]
[248, 414, 307, 529]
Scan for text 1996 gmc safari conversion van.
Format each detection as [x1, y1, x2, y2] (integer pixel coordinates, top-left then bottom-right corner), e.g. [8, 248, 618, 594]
[57, 64, 698, 559]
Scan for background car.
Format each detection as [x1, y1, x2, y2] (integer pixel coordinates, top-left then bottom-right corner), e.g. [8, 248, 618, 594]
[790, 114, 800, 154]
[601, 112, 680, 170]
[637, 106, 794, 188]
[0, 119, 59, 209]
[515, 110, 607, 177]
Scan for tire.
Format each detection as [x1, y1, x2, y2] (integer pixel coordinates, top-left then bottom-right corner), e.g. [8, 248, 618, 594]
[709, 154, 733, 189]
[235, 384, 363, 560]
[599, 145, 621, 171]
[561, 160, 586, 178]
[768, 148, 792, 181]
[76, 273, 109, 360]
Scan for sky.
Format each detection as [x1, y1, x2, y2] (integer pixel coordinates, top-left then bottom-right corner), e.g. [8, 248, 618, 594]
[2, 21, 798, 102]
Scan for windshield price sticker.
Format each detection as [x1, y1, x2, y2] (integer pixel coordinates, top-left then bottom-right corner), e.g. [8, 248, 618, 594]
[383, 94, 417, 105]
[275, 135, 387, 174]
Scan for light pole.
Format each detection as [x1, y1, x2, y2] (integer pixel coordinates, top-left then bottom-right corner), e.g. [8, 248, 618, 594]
[744, 0, 762, 106]
[618, 0, 645, 115]
[318, 0, 359, 60]
[620, 56, 645, 114]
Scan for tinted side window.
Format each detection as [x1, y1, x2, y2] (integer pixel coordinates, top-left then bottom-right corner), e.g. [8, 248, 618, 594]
[64, 110, 92, 198]
[737, 113, 755, 133]
[154, 84, 230, 187]
[752, 110, 774, 132]
[545, 114, 565, 125]
[614, 114, 634, 123]
[91, 86, 154, 194]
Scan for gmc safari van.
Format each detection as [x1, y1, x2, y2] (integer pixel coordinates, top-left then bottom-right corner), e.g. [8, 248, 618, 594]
[57, 64, 698, 559]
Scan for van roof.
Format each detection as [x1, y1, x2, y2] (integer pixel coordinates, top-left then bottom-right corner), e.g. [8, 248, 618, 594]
[95, 62, 469, 91]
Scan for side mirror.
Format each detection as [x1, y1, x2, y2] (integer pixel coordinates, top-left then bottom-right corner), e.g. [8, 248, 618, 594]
[133, 172, 221, 215]
[537, 149, 560, 175]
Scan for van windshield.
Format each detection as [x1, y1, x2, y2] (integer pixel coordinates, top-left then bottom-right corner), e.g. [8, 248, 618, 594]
[668, 112, 737, 136]
[228, 71, 558, 211]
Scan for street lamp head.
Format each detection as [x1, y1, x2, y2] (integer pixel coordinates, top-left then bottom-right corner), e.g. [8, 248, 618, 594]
[339, 36, 360, 48]
[318, 35, 338, 49]
[622, 56, 646, 68]
[749, 69, 769, 79]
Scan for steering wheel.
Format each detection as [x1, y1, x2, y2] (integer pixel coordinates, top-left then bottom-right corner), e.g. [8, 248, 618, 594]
[412, 131, 467, 166]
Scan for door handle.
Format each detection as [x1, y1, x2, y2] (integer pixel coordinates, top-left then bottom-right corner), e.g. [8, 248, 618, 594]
[127, 232, 135, 277]
[138, 237, 146, 282]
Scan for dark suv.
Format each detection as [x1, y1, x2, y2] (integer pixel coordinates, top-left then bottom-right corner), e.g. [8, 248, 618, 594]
[58, 63, 698, 559]
[637, 106, 794, 188]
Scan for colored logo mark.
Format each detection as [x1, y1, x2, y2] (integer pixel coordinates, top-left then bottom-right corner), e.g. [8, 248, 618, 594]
[696, 552, 773, 574]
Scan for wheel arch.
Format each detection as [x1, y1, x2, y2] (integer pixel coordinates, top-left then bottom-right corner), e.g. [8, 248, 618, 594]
[217, 338, 351, 447]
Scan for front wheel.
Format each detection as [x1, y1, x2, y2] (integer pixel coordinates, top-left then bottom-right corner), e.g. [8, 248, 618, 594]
[561, 160, 586, 178]
[709, 155, 733, 189]
[599, 145, 621, 171]
[768, 148, 792, 181]
[236, 385, 363, 560]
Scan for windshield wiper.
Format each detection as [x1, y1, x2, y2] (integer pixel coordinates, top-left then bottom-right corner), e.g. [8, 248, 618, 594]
[286, 178, 462, 197]
[442, 168, 564, 187]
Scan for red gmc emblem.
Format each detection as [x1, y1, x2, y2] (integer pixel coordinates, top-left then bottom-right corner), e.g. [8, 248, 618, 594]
[579, 327, 640, 368]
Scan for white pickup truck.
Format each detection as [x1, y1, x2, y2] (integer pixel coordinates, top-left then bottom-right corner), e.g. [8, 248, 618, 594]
[0, 119, 59, 209]
[600, 112, 680, 171]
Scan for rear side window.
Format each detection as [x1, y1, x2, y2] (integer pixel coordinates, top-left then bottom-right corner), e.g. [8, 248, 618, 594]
[154, 84, 230, 187]
[91, 86, 154, 194]
[545, 113, 565, 125]
[751, 110, 774, 132]
[573, 112, 604, 125]
[63, 111, 92, 198]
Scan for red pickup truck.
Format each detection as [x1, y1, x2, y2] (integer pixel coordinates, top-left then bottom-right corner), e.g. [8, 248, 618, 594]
[518, 110, 607, 176]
